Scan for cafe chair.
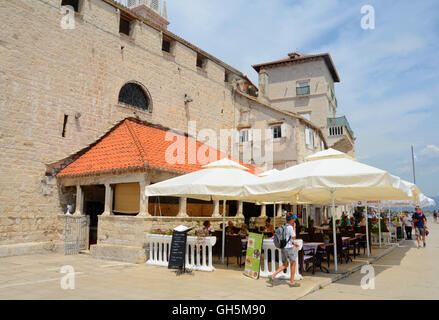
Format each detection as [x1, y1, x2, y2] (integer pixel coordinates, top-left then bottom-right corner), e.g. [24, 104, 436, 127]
[225, 235, 245, 267]
[302, 247, 316, 274]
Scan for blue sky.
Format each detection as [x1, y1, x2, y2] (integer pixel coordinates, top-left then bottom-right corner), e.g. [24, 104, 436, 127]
[122, 1, 439, 196]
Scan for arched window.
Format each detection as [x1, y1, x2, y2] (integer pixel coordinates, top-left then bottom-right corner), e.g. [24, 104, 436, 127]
[118, 82, 151, 111]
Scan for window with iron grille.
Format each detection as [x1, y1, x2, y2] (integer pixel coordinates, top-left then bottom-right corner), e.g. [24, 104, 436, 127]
[118, 83, 151, 111]
[127, 0, 137, 7]
[151, 0, 159, 11]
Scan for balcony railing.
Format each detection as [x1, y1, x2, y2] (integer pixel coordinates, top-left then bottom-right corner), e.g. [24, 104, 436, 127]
[296, 86, 310, 96]
[327, 116, 354, 139]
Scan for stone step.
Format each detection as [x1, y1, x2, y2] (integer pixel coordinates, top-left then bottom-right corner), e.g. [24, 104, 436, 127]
[79, 249, 91, 255]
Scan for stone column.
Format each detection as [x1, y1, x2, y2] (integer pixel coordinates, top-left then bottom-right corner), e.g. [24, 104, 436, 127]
[276, 203, 283, 217]
[177, 197, 188, 217]
[138, 177, 151, 216]
[212, 200, 221, 217]
[73, 185, 84, 216]
[260, 204, 267, 217]
[236, 201, 244, 218]
[305, 204, 310, 227]
[102, 183, 113, 216]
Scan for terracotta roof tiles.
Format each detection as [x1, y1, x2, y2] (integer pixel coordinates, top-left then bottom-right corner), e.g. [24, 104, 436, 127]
[57, 118, 259, 177]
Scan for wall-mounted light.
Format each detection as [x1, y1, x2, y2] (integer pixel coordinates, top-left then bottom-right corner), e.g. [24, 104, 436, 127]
[184, 94, 193, 103]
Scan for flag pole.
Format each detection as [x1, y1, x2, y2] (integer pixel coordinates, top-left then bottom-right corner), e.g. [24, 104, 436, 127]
[411, 145, 416, 184]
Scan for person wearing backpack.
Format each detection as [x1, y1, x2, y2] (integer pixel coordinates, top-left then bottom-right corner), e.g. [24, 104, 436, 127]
[269, 212, 301, 287]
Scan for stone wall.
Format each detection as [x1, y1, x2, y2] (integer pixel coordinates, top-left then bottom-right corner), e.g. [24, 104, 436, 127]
[91, 215, 245, 263]
[0, 0, 250, 250]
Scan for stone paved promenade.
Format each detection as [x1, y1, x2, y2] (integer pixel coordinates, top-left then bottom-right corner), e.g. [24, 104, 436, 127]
[0, 224, 436, 300]
[302, 221, 439, 299]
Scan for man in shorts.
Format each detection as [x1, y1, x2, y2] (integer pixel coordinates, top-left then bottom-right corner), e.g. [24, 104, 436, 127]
[412, 206, 427, 248]
[269, 213, 300, 287]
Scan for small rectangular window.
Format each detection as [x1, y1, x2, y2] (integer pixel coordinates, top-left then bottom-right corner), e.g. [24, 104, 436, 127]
[300, 112, 311, 121]
[239, 129, 249, 143]
[120, 15, 132, 36]
[62, 114, 68, 138]
[240, 111, 248, 122]
[272, 126, 282, 139]
[225, 71, 231, 83]
[162, 38, 172, 53]
[196, 53, 207, 69]
[162, 36, 174, 54]
[305, 127, 315, 148]
[296, 80, 310, 96]
[61, 0, 80, 12]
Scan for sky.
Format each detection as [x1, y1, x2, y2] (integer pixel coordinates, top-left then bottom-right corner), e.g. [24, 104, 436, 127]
[121, 0, 439, 196]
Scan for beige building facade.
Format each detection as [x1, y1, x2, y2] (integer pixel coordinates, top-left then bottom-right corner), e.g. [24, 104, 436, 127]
[253, 52, 355, 157]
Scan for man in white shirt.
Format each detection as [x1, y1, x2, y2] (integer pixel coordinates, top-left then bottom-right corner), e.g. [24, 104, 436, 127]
[269, 213, 301, 287]
[403, 213, 413, 240]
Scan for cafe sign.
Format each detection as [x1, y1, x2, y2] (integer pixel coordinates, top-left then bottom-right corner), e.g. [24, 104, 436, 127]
[244, 232, 263, 279]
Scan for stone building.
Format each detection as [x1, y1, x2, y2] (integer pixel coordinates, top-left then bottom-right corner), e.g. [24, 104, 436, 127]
[253, 52, 355, 157]
[0, 0, 354, 261]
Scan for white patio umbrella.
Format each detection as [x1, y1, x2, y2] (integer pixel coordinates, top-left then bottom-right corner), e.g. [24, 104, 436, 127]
[257, 169, 280, 177]
[244, 148, 421, 272]
[257, 169, 282, 233]
[145, 158, 261, 264]
[381, 193, 436, 208]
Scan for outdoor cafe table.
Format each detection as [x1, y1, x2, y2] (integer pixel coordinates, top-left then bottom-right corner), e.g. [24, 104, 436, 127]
[302, 242, 333, 273]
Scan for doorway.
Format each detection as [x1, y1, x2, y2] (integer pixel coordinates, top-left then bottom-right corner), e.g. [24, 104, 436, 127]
[83, 185, 105, 248]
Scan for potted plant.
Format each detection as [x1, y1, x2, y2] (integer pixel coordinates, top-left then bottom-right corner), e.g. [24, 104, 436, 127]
[323, 234, 330, 244]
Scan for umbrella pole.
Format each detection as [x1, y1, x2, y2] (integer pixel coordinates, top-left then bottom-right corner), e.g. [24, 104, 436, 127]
[365, 201, 370, 257]
[222, 197, 226, 264]
[273, 202, 276, 232]
[378, 202, 382, 248]
[331, 191, 338, 273]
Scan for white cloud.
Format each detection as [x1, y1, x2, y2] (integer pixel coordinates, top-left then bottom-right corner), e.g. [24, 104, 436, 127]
[420, 144, 439, 157]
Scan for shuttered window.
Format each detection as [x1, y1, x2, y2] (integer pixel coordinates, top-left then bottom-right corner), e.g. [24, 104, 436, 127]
[114, 183, 140, 214]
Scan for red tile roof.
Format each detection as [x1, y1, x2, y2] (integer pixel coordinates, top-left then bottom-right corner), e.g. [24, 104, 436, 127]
[57, 118, 259, 177]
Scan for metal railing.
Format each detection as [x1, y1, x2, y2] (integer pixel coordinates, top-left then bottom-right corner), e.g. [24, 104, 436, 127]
[327, 116, 354, 139]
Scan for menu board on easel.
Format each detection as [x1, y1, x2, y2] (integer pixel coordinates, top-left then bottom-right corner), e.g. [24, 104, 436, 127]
[168, 231, 187, 270]
[243, 232, 263, 279]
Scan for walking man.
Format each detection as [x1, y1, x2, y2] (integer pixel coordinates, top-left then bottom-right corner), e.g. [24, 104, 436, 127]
[269, 213, 301, 287]
[403, 212, 412, 240]
[412, 206, 427, 248]
[433, 210, 438, 224]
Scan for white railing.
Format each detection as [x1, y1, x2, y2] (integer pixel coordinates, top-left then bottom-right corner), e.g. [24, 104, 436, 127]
[371, 232, 391, 245]
[259, 239, 303, 280]
[146, 234, 216, 271]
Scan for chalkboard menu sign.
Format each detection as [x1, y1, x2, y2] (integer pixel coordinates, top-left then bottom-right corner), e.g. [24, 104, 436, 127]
[168, 231, 187, 270]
